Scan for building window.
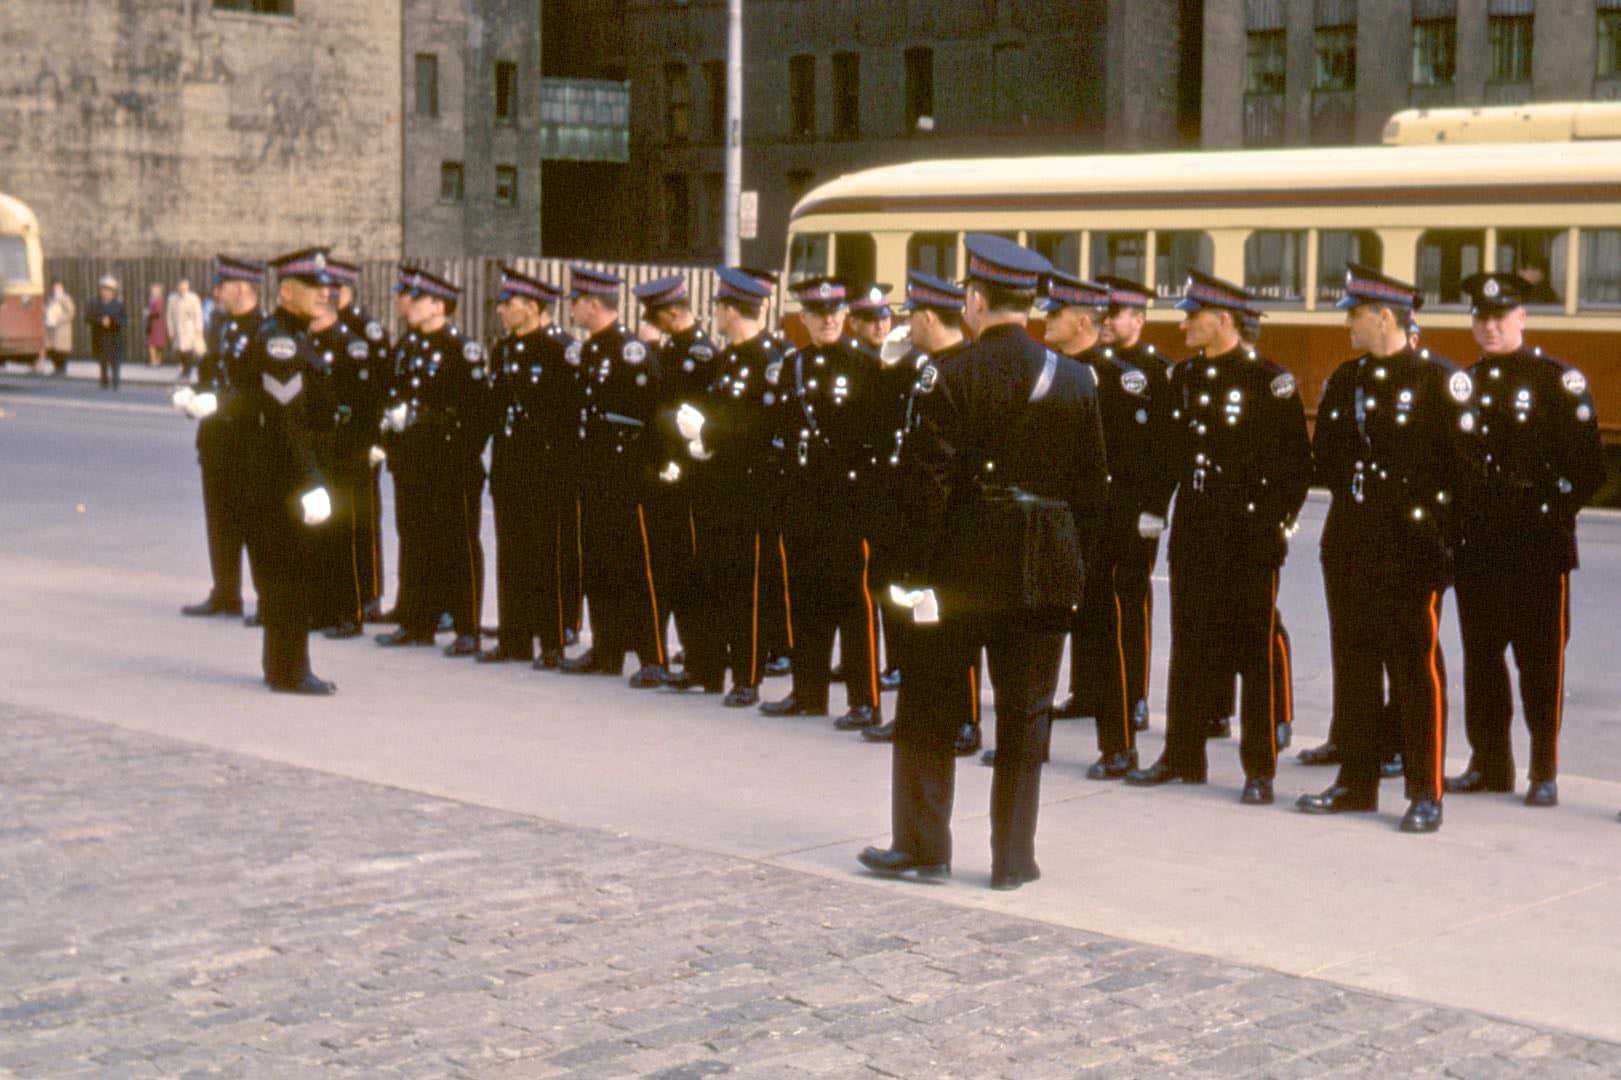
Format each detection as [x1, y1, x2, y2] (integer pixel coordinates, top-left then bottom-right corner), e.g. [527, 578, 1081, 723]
[905, 47, 934, 132]
[786, 169, 814, 207]
[213, 0, 293, 13]
[1412, 17, 1457, 86]
[1316, 230, 1384, 304]
[789, 55, 816, 139]
[1157, 232, 1215, 298]
[1580, 229, 1621, 307]
[1246, 30, 1286, 95]
[663, 173, 690, 252]
[664, 63, 690, 142]
[415, 53, 439, 118]
[703, 172, 724, 253]
[1091, 231, 1147, 284]
[907, 232, 958, 279]
[1488, 13, 1533, 83]
[1601, 10, 1621, 78]
[703, 60, 726, 143]
[834, 232, 876, 286]
[1417, 229, 1484, 306]
[790, 233, 830, 280]
[1314, 25, 1356, 92]
[495, 165, 518, 207]
[1497, 228, 1566, 305]
[832, 52, 860, 137]
[991, 43, 1025, 129]
[1029, 232, 1080, 275]
[495, 61, 518, 123]
[1245, 231, 1307, 304]
[440, 161, 464, 203]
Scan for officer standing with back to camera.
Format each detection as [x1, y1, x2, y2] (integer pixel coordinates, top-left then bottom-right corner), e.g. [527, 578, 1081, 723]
[1126, 270, 1311, 805]
[479, 267, 581, 668]
[1446, 272, 1604, 808]
[859, 234, 1108, 891]
[1296, 265, 1480, 834]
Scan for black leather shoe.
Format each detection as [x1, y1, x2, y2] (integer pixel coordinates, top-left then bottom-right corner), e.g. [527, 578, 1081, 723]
[1444, 768, 1514, 794]
[1297, 741, 1342, 766]
[762, 656, 791, 678]
[723, 686, 758, 708]
[182, 598, 241, 617]
[880, 669, 901, 692]
[1295, 783, 1378, 814]
[476, 647, 529, 664]
[857, 847, 949, 881]
[1131, 699, 1150, 732]
[833, 706, 880, 731]
[860, 721, 896, 743]
[243, 611, 263, 628]
[954, 723, 982, 757]
[560, 649, 609, 674]
[628, 665, 668, 689]
[661, 671, 704, 690]
[442, 634, 479, 657]
[1241, 777, 1274, 805]
[1125, 759, 1205, 787]
[269, 674, 336, 696]
[990, 864, 1041, 891]
[1204, 717, 1231, 739]
[1400, 797, 1443, 833]
[760, 694, 824, 717]
[980, 748, 997, 766]
[376, 627, 435, 647]
[1087, 751, 1137, 780]
[1380, 753, 1404, 780]
[323, 621, 363, 640]
[1525, 780, 1558, 807]
[532, 649, 565, 671]
[363, 601, 392, 624]
[1276, 723, 1293, 752]
[1052, 695, 1088, 720]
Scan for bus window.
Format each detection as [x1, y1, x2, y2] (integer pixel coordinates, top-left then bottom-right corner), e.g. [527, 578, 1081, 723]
[907, 232, 958, 278]
[1091, 231, 1147, 284]
[1155, 231, 1213, 297]
[1496, 228, 1567, 306]
[1244, 230, 1306, 305]
[789, 233, 829, 280]
[1029, 231, 1080, 275]
[0, 235, 26, 288]
[834, 232, 877, 286]
[1417, 229, 1484, 307]
[1580, 230, 1621, 308]
[1316, 230, 1383, 304]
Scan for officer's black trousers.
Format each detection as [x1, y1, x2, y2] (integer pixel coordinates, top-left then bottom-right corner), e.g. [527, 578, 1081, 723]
[491, 476, 575, 658]
[1164, 559, 1281, 780]
[198, 440, 251, 608]
[643, 489, 696, 663]
[685, 503, 764, 690]
[242, 491, 314, 688]
[395, 470, 484, 638]
[759, 524, 792, 662]
[1324, 562, 1448, 801]
[1115, 531, 1160, 714]
[581, 487, 665, 672]
[890, 615, 981, 742]
[892, 617, 1060, 873]
[1067, 543, 1133, 757]
[1325, 662, 1402, 758]
[1456, 558, 1570, 784]
[781, 509, 878, 714]
[309, 450, 373, 629]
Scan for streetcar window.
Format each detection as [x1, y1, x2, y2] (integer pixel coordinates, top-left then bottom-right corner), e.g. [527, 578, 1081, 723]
[0, 237, 26, 288]
[834, 232, 876, 287]
[907, 232, 958, 279]
[1417, 229, 1484, 307]
[1316, 230, 1383, 304]
[1155, 231, 1213, 298]
[1244, 230, 1306, 305]
[789, 233, 829, 280]
[1091, 231, 1147, 285]
[1496, 228, 1566, 306]
[1580, 230, 1621, 308]
[1029, 232, 1080, 275]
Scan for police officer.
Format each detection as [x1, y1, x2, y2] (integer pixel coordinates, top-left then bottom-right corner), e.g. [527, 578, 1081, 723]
[1446, 272, 1604, 807]
[859, 234, 1108, 890]
[740, 267, 795, 680]
[375, 268, 489, 657]
[1126, 271, 1311, 805]
[240, 248, 339, 694]
[373, 266, 425, 627]
[1297, 265, 1479, 833]
[847, 283, 894, 357]
[176, 256, 265, 620]
[562, 266, 671, 686]
[329, 258, 390, 625]
[760, 277, 884, 730]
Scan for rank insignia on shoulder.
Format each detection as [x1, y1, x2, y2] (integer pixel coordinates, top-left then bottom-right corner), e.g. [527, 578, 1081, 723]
[266, 336, 297, 361]
[1270, 372, 1297, 399]
[262, 371, 303, 404]
[365, 321, 384, 342]
[916, 362, 939, 394]
[1121, 370, 1148, 396]
[464, 341, 484, 362]
[565, 341, 582, 366]
[623, 340, 648, 364]
[1562, 369, 1588, 395]
[347, 340, 369, 361]
[1448, 371, 1473, 403]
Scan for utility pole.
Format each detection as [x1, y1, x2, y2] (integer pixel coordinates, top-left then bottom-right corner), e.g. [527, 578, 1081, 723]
[723, 0, 743, 265]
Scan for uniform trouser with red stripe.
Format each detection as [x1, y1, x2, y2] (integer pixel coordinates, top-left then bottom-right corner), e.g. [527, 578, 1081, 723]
[1164, 559, 1281, 780]
[309, 449, 371, 629]
[781, 508, 878, 714]
[491, 475, 575, 658]
[243, 490, 314, 688]
[1067, 547, 1133, 757]
[760, 520, 792, 661]
[395, 468, 484, 638]
[1456, 558, 1570, 785]
[198, 427, 255, 608]
[643, 488, 696, 662]
[686, 499, 765, 690]
[581, 486, 665, 672]
[1115, 531, 1160, 713]
[1325, 562, 1448, 801]
[892, 617, 1060, 873]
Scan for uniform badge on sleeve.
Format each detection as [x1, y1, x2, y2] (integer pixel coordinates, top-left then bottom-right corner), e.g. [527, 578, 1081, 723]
[1448, 371, 1473, 403]
[266, 336, 297, 362]
[347, 340, 369, 361]
[691, 345, 714, 362]
[623, 341, 648, 365]
[1121, 370, 1148, 396]
[1270, 372, 1297, 399]
[1563, 369, 1588, 395]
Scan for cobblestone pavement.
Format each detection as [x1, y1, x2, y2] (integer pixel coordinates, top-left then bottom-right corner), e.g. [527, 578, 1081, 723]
[2, 705, 1617, 1079]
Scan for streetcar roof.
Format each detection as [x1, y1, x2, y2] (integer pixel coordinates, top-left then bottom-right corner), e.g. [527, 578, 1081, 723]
[789, 140, 1621, 222]
[0, 192, 40, 236]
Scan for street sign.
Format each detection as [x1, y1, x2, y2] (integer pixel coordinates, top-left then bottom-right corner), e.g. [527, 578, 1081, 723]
[739, 190, 758, 241]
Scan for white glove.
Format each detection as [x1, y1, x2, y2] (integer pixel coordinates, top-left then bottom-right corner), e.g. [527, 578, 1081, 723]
[687, 438, 713, 462]
[1137, 512, 1166, 539]
[879, 325, 913, 366]
[188, 392, 218, 420]
[368, 445, 387, 467]
[675, 403, 707, 442]
[171, 386, 196, 414]
[659, 461, 682, 483]
[888, 584, 941, 625]
[383, 403, 408, 432]
[300, 487, 332, 527]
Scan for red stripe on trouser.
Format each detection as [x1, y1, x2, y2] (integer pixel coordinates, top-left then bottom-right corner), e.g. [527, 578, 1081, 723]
[1426, 590, 1445, 800]
[859, 539, 879, 706]
[636, 504, 665, 667]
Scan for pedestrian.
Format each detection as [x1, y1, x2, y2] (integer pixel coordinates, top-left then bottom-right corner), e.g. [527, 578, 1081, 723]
[167, 278, 207, 380]
[146, 282, 170, 367]
[859, 233, 1108, 891]
[85, 276, 127, 390]
[43, 281, 75, 376]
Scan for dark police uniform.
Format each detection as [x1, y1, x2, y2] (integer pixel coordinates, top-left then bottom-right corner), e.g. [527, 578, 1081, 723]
[861, 234, 1108, 890]
[1298, 266, 1480, 833]
[1448, 272, 1605, 807]
[375, 266, 424, 626]
[482, 268, 581, 666]
[333, 270, 390, 624]
[1127, 271, 1311, 804]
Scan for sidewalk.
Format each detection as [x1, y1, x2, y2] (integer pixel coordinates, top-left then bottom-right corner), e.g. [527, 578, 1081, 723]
[12, 356, 190, 386]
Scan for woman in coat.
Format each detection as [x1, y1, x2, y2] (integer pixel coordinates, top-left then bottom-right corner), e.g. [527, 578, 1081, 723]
[145, 282, 170, 366]
[43, 282, 75, 375]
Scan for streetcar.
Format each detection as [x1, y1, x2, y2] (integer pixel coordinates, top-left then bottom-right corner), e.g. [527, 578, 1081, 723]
[0, 191, 45, 367]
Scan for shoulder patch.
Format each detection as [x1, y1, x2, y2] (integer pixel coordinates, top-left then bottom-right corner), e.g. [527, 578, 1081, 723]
[1448, 371, 1473, 403]
[623, 340, 648, 365]
[463, 341, 484, 362]
[365, 320, 384, 342]
[347, 340, 369, 361]
[1120, 369, 1148, 396]
[1562, 368, 1588, 396]
[916, 362, 940, 395]
[265, 336, 297, 361]
[1270, 372, 1297, 399]
[564, 341, 582, 366]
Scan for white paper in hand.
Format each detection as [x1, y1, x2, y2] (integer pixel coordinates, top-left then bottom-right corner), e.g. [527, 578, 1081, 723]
[888, 585, 941, 625]
[687, 439, 713, 462]
[300, 487, 332, 526]
[189, 392, 218, 420]
[675, 403, 706, 442]
[383, 403, 408, 432]
[879, 325, 913, 366]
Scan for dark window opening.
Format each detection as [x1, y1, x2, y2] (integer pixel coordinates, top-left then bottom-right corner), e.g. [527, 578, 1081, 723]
[789, 55, 816, 138]
[213, 0, 293, 13]
[1488, 14, 1533, 83]
[1412, 18, 1457, 86]
[832, 52, 860, 137]
[664, 63, 690, 142]
[703, 60, 726, 143]
[495, 61, 518, 122]
[663, 173, 690, 252]
[440, 161, 464, 203]
[495, 166, 518, 207]
[415, 53, 439, 118]
[1417, 229, 1485, 306]
[905, 47, 934, 132]
[834, 232, 876, 287]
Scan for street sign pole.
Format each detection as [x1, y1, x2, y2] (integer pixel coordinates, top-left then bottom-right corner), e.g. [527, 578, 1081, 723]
[724, 0, 743, 265]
